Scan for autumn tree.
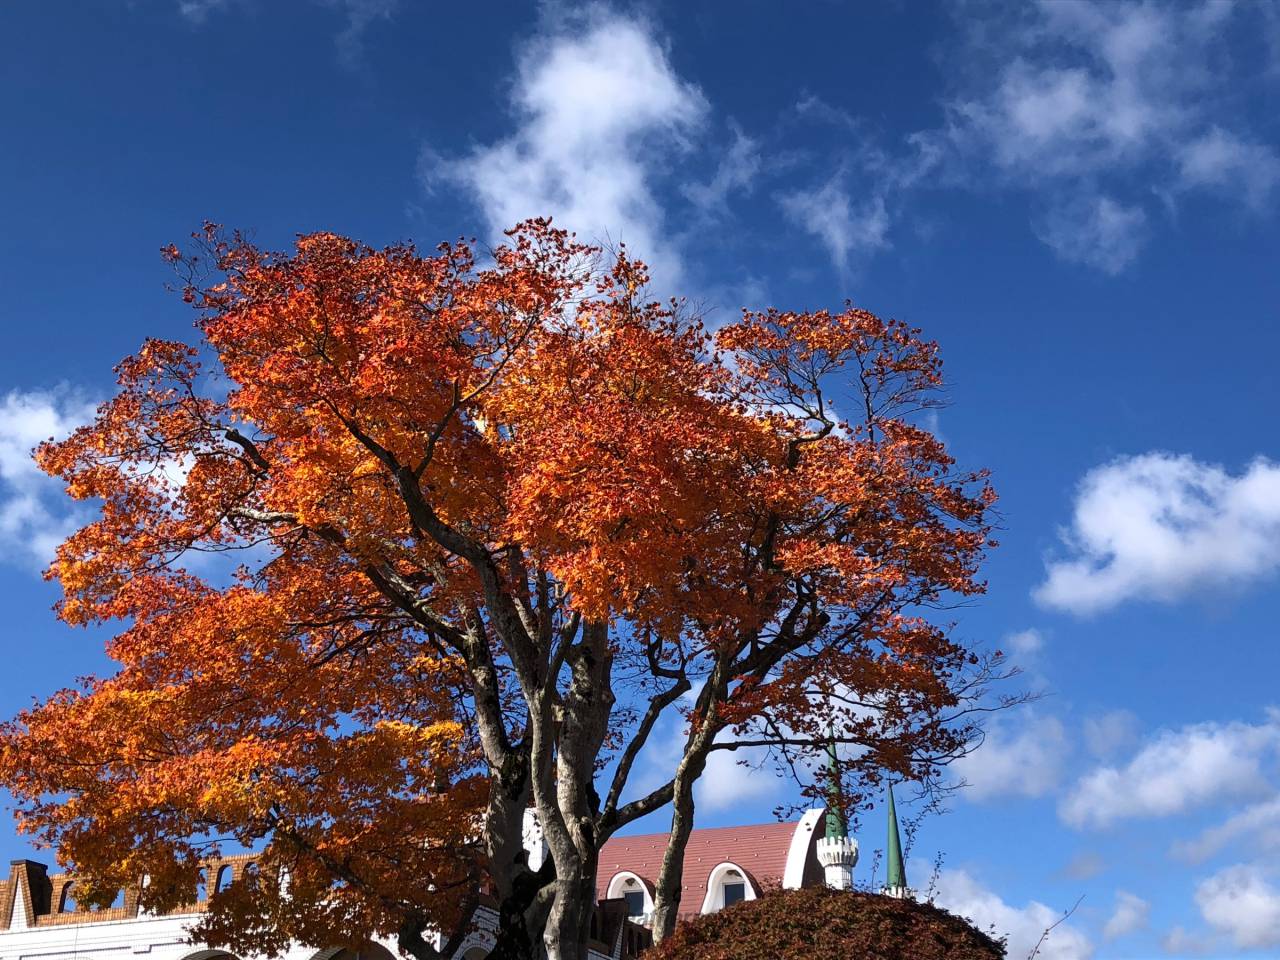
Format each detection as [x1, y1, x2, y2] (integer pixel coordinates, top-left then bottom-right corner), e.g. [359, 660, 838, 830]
[0, 221, 1003, 960]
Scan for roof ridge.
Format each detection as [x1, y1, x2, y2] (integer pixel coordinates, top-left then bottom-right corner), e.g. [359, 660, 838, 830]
[602, 818, 802, 844]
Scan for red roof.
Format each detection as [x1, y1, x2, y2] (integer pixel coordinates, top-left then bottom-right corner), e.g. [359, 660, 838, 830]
[596, 819, 804, 915]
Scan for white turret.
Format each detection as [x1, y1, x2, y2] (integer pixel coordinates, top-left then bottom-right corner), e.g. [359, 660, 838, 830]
[816, 832, 859, 890]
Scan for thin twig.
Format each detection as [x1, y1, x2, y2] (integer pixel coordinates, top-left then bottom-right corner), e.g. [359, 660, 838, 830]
[1027, 895, 1084, 960]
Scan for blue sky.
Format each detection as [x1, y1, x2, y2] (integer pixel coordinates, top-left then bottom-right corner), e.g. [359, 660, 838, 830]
[2, 2, 1280, 957]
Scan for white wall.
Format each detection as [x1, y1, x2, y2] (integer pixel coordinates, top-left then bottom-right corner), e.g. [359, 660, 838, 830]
[0, 904, 616, 960]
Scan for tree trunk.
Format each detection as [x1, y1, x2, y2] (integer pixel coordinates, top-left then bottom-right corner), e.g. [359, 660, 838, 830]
[542, 622, 615, 960]
[651, 698, 721, 944]
[484, 752, 550, 960]
[650, 754, 705, 942]
[542, 861, 590, 960]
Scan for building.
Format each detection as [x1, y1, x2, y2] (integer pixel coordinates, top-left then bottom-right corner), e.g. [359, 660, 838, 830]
[594, 807, 832, 924]
[0, 793, 907, 960]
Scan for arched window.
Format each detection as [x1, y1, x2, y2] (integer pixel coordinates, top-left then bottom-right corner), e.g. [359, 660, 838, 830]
[214, 865, 233, 895]
[700, 862, 758, 914]
[58, 882, 77, 913]
[605, 871, 653, 918]
[722, 869, 746, 907]
[195, 868, 209, 902]
[242, 862, 260, 888]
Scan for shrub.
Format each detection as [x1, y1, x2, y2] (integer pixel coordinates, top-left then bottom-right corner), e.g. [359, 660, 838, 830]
[645, 886, 1005, 960]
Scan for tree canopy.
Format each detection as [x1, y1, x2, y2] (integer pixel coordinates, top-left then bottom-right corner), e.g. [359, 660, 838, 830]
[0, 220, 1001, 960]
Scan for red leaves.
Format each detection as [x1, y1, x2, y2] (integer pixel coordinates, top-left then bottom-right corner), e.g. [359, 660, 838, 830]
[0, 217, 998, 952]
[647, 886, 1005, 960]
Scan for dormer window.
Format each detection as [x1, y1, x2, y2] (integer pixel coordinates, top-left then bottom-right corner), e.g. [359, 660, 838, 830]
[607, 871, 654, 920]
[723, 879, 745, 907]
[622, 877, 646, 917]
[623, 889, 646, 916]
[722, 868, 746, 907]
[701, 863, 756, 914]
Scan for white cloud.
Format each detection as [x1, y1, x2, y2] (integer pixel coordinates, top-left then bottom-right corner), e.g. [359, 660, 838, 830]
[696, 745, 781, 812]
[945, 3, 1195, 180]
[1036, 453, 1280, 614]
[1195, 864, 1280, 949]
[1006, 628, 1044, 657]
[926, 1, 1278, 271]
[770, 1, 1278, 276]
[778, 173, 890, 273]
[1174, 795, 1280, 864]
[1179, 127, 1280, 209]
[413, 1, 1276, 281]
[426, 9, 707, 287]
[1082, 710, 1139, 759]
[953, 713, 1067, 801]
[625, 683, 782, 815]
[1060, 714, 1280, 829]
[1103, 890, 1149, 940]
[1034, 195, 1147, 275]
[932, 867, 1093, 960]
[0, 387, 97, 569]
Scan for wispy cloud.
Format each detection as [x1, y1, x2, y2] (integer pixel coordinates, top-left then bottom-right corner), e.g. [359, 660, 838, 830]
[324, 0, 398, 70]
[777, 172, 890, 274]
[177, 0, 233, 23]
[409, 1, 1277, 284]
[777, 1, 1279, 275]
[1060, 850, 1105, 881]
[1177, 127, 1280, 210]
[953, 712, 1068, 801]
[682, 124, 761, 217]
[931, 866, 1093, 960]
[176, 0, 398, 69]
[0, 387, 97, 571]
[1103, 890, 1149, 940]
[1036, 453, 1280, 615]
[925, 1, 1278, 270]
[1005, 627, 1044, 658]
[1082, 709, 1139, 760]
[1174, 795, 1280, 865]
[1060, 713, 1280, 829]
[1033, 195, 1147, 275]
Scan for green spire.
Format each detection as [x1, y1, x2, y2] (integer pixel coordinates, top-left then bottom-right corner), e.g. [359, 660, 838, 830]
[823, 730, 847, 840]
[885, 782, 907, 892]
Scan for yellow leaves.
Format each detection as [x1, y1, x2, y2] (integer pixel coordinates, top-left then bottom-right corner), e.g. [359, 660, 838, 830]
[359, 718, 465, 751]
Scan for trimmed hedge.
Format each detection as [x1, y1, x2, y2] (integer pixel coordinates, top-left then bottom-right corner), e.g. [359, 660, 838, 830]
[644, 886, 1005, 960]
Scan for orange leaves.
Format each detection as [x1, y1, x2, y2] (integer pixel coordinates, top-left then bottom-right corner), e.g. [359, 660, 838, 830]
[1, 216, 1000, 951]
[494, 314, 746, 621]
[716, 306, 944, 442]
[0, 558, 483, 941]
